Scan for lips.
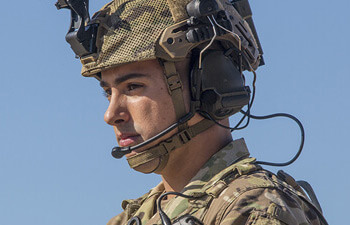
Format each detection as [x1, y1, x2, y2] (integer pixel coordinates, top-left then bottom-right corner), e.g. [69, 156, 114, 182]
[118, 134, 141, 147]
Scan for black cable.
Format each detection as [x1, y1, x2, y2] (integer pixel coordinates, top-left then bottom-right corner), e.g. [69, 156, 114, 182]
[233, 105, 250, 130]
[157, 192, 194, 225]
[198, 103, 250, 132]
[201, 106, 305, 167]
[198, 66, 257, 132]
[241, 110, 305, 167]
[127, 216, 141, 225]
[234, 67, 256, 130]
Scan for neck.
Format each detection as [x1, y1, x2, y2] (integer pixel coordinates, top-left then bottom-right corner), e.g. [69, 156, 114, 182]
[160, 119, 232, 193]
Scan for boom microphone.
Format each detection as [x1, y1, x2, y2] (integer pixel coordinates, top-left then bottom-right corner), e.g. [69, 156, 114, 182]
[111, 112, 194, 159]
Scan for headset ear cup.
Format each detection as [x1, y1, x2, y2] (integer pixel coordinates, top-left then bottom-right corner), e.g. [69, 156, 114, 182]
[190, 49, 250, 120]
[190, 51, 201, 102]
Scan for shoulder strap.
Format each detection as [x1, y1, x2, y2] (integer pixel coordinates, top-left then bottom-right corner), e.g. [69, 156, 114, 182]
[277, 170, 328, 225]
[297, 180, 323, 213]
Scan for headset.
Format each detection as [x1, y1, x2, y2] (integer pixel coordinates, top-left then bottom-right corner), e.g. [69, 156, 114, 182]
[56, 0, 305, 167]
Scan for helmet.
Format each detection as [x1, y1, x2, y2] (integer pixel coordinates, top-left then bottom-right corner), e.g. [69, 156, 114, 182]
[79, 0, 262, 76]
[57, 0, 263, 173]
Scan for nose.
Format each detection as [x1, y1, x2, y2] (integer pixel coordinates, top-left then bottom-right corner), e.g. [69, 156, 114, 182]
[104, 93, 129, 126]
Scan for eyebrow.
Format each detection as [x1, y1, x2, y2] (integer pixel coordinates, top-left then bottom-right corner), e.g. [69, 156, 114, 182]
[100, 73, 148, 88]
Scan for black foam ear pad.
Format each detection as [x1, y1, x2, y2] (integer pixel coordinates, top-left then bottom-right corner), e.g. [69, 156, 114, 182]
[190, 50, 250, 120]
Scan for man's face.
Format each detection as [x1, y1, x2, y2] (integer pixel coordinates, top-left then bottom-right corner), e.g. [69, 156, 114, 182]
[100, 59, 178, 158]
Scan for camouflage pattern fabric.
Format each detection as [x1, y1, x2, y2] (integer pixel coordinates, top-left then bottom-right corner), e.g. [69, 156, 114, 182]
[81, 0, 193, 77]
[107, 139, 326, 225]
[80, 0, 261, 77]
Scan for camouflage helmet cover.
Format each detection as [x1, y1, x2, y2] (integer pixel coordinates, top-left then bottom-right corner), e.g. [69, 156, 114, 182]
[81, 0, 193, 77]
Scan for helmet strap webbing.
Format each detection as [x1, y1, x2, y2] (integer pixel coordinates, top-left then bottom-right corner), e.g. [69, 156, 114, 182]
[127, 118, 215, 173]
[162, 61, 188, 131]
[127, 60, 214, 174]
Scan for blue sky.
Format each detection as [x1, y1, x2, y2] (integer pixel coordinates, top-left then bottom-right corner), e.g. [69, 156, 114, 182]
[0, 1, 349, 224]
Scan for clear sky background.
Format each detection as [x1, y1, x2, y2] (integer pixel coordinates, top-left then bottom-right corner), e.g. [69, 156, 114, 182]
[0, 0, 349, 224]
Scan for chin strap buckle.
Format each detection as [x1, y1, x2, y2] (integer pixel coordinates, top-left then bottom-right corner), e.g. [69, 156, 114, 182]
[178, 129, 192, 144]
[166, 74, 183, 94]
[161, 129, 193, 154]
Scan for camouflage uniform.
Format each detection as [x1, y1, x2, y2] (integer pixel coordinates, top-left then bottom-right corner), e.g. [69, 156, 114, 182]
[107, 139, 325, 225]
[56, 0, 327, 224]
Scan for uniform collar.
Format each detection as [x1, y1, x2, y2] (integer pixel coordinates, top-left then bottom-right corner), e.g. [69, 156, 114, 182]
[180, 138, 250, 194]
[158, 138, 252, 221]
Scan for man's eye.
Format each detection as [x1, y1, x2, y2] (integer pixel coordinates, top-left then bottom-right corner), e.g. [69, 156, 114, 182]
[127, 84, 143, 91]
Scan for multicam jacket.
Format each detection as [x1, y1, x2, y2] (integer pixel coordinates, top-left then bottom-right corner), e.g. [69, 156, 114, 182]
[107, 139, 326, 225]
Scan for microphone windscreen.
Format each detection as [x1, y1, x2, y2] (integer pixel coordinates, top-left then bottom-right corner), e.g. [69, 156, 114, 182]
[111, 146, 131, 159]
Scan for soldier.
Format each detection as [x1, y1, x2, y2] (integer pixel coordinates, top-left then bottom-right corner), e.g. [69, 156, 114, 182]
[57, 0, 328, 224]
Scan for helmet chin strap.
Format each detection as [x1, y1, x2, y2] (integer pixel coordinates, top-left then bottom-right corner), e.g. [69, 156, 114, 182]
[127, 118, 215, 173]
[126, 61, 214, 174]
